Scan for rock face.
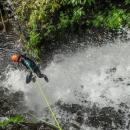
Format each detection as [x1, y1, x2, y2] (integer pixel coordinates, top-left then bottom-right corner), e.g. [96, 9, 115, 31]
[54, 101, 130, 130]
[0, 11, 58, 130]
[0, 87, 26, 117]
[0, 32, 18, 73]
[1, 123, 57, 130]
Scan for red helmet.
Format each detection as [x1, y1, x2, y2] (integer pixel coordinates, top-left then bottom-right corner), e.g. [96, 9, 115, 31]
[10, 54, 20, 62]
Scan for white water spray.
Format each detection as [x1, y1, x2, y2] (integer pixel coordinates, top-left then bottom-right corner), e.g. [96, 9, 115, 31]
[3, 39, 130, 121]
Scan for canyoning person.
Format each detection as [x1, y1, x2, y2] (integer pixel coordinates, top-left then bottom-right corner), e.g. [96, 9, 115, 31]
[10, 53, 49, 84]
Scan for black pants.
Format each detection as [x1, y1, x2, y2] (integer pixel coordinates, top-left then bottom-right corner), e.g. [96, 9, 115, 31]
[26, 67, 48, 83]
[33, 66, 45, 78]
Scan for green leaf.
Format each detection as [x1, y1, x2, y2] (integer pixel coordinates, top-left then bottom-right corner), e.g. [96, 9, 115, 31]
[9, 115, 24, 124]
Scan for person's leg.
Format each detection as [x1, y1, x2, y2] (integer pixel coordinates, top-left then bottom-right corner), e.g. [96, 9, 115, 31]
[26, 71, 33, 84]
[34, 67, 43, 77]
[42, 74, 49, 82]
[34, 67, 49, 82]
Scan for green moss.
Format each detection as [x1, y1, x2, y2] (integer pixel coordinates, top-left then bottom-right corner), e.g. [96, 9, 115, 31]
[0, 115, 24, 128]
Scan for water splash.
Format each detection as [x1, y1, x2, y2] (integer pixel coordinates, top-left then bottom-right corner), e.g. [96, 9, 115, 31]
[3, 39, 130, 129]
[44, 41, 130, 107]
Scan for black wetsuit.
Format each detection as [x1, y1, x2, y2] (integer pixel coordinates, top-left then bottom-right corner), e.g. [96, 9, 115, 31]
[20, 55, 48, 83]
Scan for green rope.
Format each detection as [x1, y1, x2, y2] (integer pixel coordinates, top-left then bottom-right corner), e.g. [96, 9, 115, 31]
[26, 63, 63, 130]
[34, 80, 63, 130]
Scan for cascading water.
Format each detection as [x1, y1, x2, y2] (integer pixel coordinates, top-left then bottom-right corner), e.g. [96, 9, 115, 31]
[2, 37, 130, 129]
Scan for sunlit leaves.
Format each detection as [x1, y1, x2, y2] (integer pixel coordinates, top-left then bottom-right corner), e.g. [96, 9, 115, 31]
[105, 8, 126, 29]
[92, 8, 127, 29]
[92, 14, 104, 27]
[8, 115, 24, 124]
[72, 7, 85, 22]
[58, 13, 71, 29]
[125, 0, 130, 4]
[62, 0, 95, 6]
[86, 0, 95, 5]
[50, 2, 61, 13]
[29, 31, 41, 46]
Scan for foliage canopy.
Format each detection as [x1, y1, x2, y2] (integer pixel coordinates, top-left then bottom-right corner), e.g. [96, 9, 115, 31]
[10, 0, 130, 58]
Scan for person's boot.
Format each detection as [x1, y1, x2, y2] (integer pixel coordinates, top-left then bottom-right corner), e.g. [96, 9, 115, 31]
[32, 76, 36, 83]
[38, 74, 49, 82]
[43, 74, 49, 82]
[35, 69, 49, 82]
[39, 74, 49, 82]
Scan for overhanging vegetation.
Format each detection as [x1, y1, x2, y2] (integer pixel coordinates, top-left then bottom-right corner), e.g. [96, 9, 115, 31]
[6, 0, 130, 58]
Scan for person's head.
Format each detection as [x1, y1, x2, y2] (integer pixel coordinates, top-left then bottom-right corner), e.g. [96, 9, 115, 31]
[10, 53, 20, 62]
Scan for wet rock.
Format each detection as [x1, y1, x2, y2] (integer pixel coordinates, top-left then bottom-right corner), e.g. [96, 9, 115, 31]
[0, 87, 27, 116]
[106, 67, 117, 74]
[70, 110, 84, 130]
[56, 101, 128, 130]
[1, 123, 57, 130]
[113, 77, 124, 83]
[127, 83, 130, 86]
